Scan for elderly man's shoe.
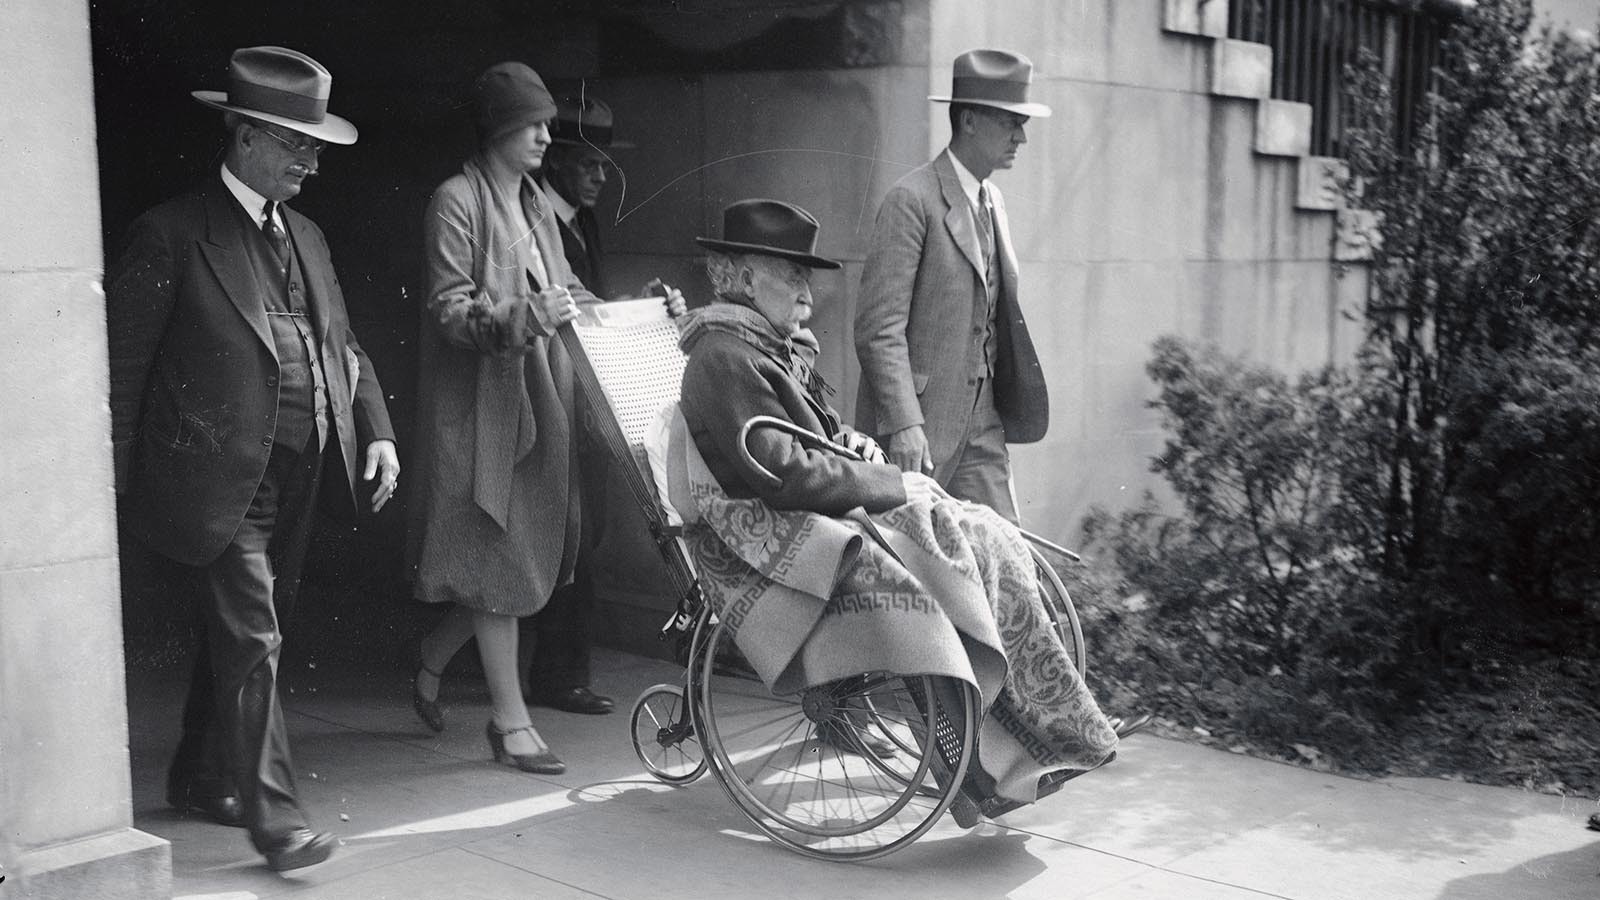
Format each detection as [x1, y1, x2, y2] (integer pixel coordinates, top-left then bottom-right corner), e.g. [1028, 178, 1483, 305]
[529, 686, 614, 715]
[166, 781, 245, 828]
[261, 828, 336, 872]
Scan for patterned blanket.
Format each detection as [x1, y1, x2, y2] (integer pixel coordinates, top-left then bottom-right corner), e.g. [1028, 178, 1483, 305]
[685, 458, 1117, 803]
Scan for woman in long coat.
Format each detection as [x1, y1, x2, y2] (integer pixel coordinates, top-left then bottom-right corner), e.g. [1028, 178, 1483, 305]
[407, 62, 588, 773]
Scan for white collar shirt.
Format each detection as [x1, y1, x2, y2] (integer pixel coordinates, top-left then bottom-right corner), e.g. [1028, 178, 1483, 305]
[220, 163, 283, 233]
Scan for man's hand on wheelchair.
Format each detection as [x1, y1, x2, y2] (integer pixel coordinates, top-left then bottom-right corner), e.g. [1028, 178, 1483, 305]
[839, 429, 887, 464]
[642, 278, 688, 318]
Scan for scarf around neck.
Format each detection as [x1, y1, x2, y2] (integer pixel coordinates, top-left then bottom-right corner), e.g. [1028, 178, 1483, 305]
[677, 302, 832, 398]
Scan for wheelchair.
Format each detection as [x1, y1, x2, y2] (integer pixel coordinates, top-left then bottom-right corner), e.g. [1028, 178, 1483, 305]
[559, 298, 1091, 862]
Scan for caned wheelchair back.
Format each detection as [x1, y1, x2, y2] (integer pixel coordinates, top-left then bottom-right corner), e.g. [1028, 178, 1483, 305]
[557, 299, 700, 624]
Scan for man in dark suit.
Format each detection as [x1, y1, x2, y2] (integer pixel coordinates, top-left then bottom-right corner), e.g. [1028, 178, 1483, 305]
[854, 49, 1051, 525]
[107, 46, 398, 871]
[518, 95, 638, 716]
[536, 96, 633, 299]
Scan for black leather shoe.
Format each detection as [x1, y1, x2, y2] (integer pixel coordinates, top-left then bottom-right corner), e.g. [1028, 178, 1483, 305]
[261, 828, 337, 872]
[529, 686, 614, 715]
[167, 781, 245, 828]
[1110, 712, 1154, 739]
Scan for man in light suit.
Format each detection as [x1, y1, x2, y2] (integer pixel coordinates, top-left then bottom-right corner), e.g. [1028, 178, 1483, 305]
[107, 46, 398, 871]
[854, 48, 1051, 524]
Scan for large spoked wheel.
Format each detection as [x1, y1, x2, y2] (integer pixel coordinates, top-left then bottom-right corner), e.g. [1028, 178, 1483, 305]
[696, 618, 979, 862]
[1030, 545, 1086, 679]
[630, 683, 708, 785]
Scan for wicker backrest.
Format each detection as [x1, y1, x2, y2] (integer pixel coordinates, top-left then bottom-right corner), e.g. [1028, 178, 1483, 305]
[567, 298, 687, 450]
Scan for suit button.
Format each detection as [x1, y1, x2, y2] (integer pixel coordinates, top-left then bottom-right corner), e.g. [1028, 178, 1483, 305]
[289, 282, 301, 294]
[262, 436, 272, 446]
[267, 376, 278, 387]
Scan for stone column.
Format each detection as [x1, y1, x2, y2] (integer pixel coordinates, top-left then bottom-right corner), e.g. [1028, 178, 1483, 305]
[0, 2, 171, 897]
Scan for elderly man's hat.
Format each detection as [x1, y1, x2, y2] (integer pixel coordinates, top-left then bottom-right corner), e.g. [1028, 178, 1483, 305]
[930, 48, 1052, 118]
[696, 199, 841, 270]
[192, 46, 358, 144]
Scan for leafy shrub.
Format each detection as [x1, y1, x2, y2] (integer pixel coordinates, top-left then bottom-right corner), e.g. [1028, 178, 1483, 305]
[1081, 338, 1411, 761]
[1443, 331, 1600, 617]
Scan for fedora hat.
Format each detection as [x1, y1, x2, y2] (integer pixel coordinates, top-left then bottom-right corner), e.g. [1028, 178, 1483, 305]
[192, 46, 358, 145]
[695, 199, 841, 270]
[929, 48, 1052, 118]
[551, 96, 635, 149]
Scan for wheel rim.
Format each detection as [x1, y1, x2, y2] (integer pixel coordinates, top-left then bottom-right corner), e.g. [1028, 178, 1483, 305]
[696, 618, 976, 860]
[1031, 546, 1086, 678]
[630, 683, 706, 784]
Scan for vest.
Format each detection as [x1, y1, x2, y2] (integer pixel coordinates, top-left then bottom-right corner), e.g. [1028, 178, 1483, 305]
[240, 207, 328, 453]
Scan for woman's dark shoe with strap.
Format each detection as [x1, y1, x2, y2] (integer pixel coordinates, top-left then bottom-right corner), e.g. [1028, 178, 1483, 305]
[412, 662, 445, 733]
[486, 721, 566, 775]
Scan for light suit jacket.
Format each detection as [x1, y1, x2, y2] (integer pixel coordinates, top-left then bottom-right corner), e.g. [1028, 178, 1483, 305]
[853, 152, 1048, 468]
[107, 178, 395, 567]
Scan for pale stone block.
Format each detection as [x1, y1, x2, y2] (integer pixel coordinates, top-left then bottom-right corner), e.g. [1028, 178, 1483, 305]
[1296, 155, 1350, 211]
[0, 557, 132, 847]
[0, 270, 118, 571]
[1335, 207, 1383, 261]
[1163, 0, 1229, 37]
[10, 828, 169, 900]
[1254, 99, 1313, 157]
[0, 0, 102, 272]
[700, 68, 927, 265]
[1210, 39, 1273, 99]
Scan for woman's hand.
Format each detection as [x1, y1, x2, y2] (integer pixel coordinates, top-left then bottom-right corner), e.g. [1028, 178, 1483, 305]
[530, 284, 579, 332]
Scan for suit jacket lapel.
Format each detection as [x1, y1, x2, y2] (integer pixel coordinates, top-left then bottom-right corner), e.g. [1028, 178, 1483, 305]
[935, 154, 985, 279]
[198, 187, 276, 358]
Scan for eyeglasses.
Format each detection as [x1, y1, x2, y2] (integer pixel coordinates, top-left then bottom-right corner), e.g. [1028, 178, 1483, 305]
[257, 126, 327, 156]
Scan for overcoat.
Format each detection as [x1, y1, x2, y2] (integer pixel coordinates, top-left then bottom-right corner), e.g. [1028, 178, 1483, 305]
[408, 161, 583, 615]
[107, 178, 395, 567]
[678, 305, 905, 517]
[853, 152, 1048, 467]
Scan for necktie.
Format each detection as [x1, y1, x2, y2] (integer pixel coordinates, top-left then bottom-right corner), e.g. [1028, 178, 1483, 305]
[976, 184, 997, 281]
[262, 201, 289, 269]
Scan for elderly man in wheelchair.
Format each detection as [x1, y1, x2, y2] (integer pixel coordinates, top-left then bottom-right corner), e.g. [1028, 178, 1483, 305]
[626, 199, 1147, 858]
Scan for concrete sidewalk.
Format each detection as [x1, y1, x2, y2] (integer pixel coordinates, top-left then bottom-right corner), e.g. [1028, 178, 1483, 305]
[127, 649, 1599, 900]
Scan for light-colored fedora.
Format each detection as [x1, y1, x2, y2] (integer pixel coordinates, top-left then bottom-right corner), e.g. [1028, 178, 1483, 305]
[551, 96, 635, 149]
[929, 48, 1052, 118]
[192, 46, 358, 145]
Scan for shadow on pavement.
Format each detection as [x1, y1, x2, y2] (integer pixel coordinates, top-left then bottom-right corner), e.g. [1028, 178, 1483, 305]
[1434, 840, 1600, 900]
